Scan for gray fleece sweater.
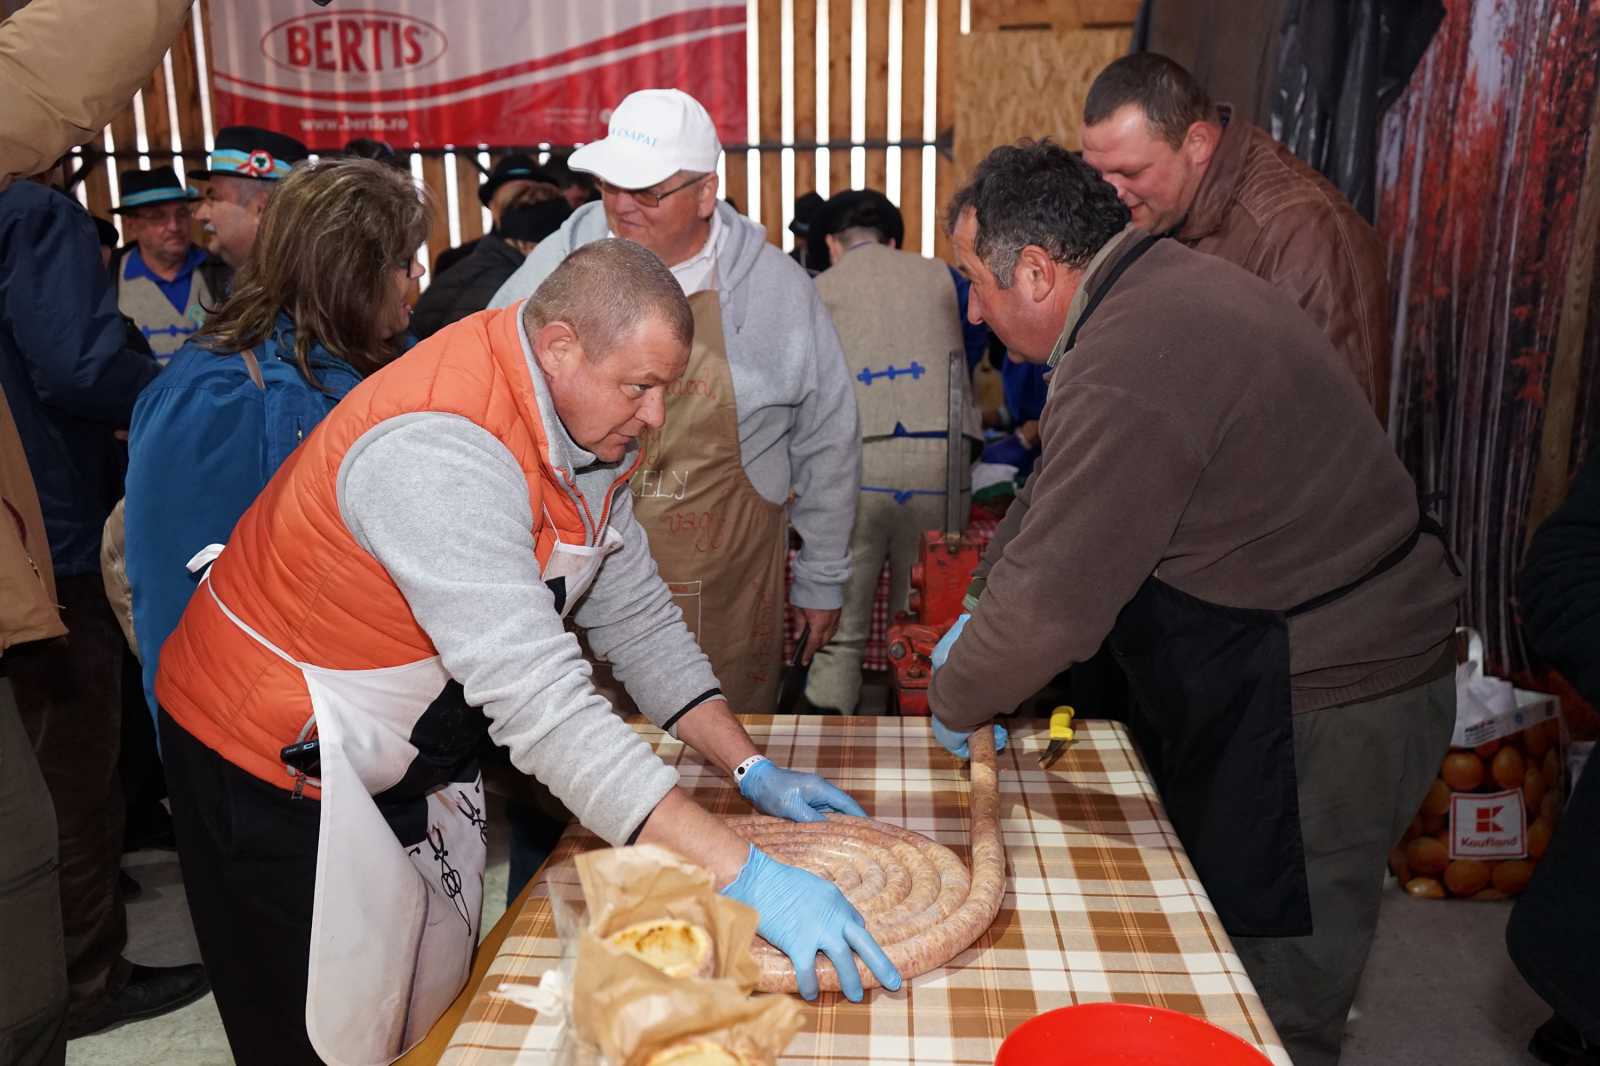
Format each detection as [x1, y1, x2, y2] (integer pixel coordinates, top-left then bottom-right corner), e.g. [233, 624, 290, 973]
[335, 316, 722, 846]
[489, 202, 861, 609]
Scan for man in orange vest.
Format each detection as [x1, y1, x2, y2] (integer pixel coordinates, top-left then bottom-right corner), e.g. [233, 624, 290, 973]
[155, 240, 899, 1066]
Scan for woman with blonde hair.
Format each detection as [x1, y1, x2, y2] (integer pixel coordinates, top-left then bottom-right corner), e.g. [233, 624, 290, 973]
[123, 156, 430, 729]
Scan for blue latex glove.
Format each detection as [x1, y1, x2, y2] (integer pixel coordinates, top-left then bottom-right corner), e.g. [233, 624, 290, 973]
[930, 612, 971, 671]
[739, 759, 867, 823]
[931, 715, 1009, 760]
[721, 844, 902, 1001]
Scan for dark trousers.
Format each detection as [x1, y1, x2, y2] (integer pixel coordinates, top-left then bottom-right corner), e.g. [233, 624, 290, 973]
[1508, 741, 1600, 1041]
[0, 681, 68, 1066]
[1232, 672, 1456, 1066]
[158, 709, 323, 1065]
[8, 574, 129, 1019]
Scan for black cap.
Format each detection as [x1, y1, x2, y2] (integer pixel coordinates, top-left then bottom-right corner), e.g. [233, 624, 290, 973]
[818, 188, 904, 248]
[789, 191, 827, 236]
[112, 165, 198, 213]
[480, 154, 552, 208]
[499, 199, 573, 244]
[191, 126, 310, 182]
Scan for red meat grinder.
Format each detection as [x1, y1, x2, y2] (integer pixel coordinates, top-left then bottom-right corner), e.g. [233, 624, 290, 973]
[886, 350, 984, 716]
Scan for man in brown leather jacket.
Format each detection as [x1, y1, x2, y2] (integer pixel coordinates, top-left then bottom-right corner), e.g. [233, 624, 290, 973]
[1082, 52, 1391, 425]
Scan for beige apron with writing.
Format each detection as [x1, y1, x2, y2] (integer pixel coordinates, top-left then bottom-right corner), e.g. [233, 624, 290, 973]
[630, 289, 787, 713]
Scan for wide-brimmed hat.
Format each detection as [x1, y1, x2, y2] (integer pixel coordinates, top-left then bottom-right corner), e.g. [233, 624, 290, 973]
[479, 154, 552, 208]
[112, 166, 199, 213]
[500, 199, 573, 244]
[190, 126, 309, 182]
[568, 89, 722, 191]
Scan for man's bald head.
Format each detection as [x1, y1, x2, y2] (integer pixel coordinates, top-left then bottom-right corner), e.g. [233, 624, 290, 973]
[523, 238, 693, 361]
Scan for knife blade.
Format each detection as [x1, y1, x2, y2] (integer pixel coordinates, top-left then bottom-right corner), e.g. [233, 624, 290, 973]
[776, 623, 812, 714]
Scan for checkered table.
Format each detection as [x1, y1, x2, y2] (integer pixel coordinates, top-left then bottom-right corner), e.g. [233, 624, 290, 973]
[440, 716, 1289, 1066]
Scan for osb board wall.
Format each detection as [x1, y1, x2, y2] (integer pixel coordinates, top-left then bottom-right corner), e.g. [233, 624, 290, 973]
[969, 0, 1139, 32]
[953, 27, 1132, 184]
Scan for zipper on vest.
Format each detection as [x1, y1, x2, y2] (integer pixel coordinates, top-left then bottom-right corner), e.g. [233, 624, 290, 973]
[284, 715, 318, 800]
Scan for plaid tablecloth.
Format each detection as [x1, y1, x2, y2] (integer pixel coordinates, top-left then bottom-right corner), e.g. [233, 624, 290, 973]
[441, 716, 1289, 1066]
[782, 507, 1001, 672]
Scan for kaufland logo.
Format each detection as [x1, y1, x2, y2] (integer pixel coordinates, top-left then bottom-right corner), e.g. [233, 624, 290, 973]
[1450, 788, 1526, 860]
[263, 12, 447, 74]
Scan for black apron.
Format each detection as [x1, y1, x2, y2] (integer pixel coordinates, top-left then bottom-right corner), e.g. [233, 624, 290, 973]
[1062, 234, 1440, 938]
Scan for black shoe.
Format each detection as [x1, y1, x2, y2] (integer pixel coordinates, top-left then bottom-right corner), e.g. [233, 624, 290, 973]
[1530, 1014, 1600, 1065]
[66, 963, 210, 1039]
[119, 869, 142, 900]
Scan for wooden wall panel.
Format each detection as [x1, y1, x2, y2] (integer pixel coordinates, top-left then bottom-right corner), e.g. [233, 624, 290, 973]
[933, 0, 959, 260]
[828, 0, 852, 197]
[865, 0, 890, 191]
[758, 0, 784, 240]
[794, 0, 819, 196]
[169, 13, 207, 156]
[419, 155, 451, 266]
[454, 156, 485, 245]
[901, 0, 928, 253]
[725, 151, 750, 214]
[953, 27, 1129, 182]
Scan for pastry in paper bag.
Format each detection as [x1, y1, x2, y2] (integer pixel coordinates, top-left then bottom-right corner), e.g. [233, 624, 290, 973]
[570, 845, 803, 1066]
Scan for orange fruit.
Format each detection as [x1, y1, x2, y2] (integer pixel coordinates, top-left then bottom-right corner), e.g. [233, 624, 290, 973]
[1444, 859, 1491, 896]
[1441, 751, 1485, 791]
[1421, 810, 1448, 835]
[1405, 877, 1446, 899]
[1388, 846, 1411, 883]
[1403, 814, 1423, 843]
[1524, 720, 1553, 757]
[1406, 836, 1449, 877]
[1523, 766, 1547, 812]
[1492, 860, 1535, 895]
[1528, 818, 1553, 860]
[1471, 888, 1509, 902]
[1475, 739, 1502, 758]
[1543, 749, 1562, 789]
[1541, 791, 1562, 825]
[1491, 746, 1526, 789]
[1421, 778, 1452, 816]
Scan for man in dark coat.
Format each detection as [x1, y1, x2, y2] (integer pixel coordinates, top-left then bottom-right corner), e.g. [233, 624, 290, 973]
[410, 198, 571, 339]
[0, 170, 208, 1040]
[1513, 452, 1600, 1065]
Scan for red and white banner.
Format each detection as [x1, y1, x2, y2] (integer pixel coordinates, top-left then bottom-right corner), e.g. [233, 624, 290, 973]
[207, 2, 747, 149]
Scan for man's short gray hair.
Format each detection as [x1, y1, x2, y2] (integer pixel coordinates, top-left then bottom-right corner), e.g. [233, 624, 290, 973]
[523, 238, 694, 359]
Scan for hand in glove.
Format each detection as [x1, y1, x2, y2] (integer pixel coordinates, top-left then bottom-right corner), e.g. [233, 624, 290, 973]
[739, 758, 866, 823]
[930, 715, 1009, 760]
[721, 844, 902, 1001]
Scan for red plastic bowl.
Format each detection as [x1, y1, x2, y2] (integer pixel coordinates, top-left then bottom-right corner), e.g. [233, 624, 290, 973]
[994, 1003, 1274, 1065]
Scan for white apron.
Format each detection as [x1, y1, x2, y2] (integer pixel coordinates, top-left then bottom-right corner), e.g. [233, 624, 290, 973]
[187, 521, 621, 1065]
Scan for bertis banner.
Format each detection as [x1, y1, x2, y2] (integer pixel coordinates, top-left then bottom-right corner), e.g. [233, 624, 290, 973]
[207, 1, 747, 148]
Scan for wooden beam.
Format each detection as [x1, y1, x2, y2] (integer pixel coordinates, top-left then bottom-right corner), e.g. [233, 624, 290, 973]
[1525, 86, 1600, 543]
[828, 0, 852, 196]
[758, 0, 783, 243]
[420, 154, 451, 267]
[901, 0, 928, 254]
[865, 0, 890, 191]
[454, 152, 485, 245]
[794, 0, 819, 196]
[932, 0, 958, 261]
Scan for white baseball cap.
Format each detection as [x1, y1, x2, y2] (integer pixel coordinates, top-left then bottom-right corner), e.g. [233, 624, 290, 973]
[569, 89, 723, 191]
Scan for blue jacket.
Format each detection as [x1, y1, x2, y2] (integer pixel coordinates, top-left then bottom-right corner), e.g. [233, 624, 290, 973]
[125, 319, 362, 716]
[0, 182, 161, 575]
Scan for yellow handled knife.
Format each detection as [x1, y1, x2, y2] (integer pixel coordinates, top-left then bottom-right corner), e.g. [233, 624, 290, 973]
[1039, 706, 1076, 769]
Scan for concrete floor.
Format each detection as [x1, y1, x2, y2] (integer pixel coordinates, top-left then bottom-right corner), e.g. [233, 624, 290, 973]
[66, 822, 1552, 1065]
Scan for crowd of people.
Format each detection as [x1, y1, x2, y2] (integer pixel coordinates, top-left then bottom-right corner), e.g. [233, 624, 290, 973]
[2, 3, 1594, 1065]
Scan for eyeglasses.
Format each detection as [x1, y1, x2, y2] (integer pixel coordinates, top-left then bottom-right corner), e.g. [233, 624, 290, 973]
[598, 174, 706, 209]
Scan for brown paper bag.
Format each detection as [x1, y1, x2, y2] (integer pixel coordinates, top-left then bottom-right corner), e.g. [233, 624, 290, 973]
[569, 846, 803, 1066]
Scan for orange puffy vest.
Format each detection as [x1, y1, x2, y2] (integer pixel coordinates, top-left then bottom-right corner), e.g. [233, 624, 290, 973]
[155, 305, 636, 792]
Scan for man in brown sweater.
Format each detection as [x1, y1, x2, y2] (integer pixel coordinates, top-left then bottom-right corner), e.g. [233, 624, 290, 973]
[930, 141, 1459, 1066]
[1081, 52, 1391, 424]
